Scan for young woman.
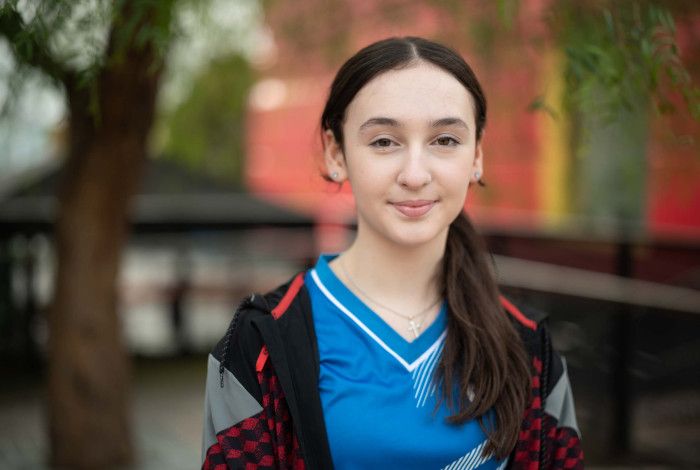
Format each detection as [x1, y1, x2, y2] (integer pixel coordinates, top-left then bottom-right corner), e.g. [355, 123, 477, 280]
[202, 37, 583, 469]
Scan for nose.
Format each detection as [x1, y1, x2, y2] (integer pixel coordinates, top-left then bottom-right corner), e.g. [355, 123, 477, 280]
[397, 145, 432, 189]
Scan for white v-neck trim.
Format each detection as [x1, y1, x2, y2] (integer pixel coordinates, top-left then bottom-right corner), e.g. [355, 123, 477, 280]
[310, 269, 446, 372]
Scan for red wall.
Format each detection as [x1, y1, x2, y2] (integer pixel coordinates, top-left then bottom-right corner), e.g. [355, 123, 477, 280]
[245, 1, 700, 241]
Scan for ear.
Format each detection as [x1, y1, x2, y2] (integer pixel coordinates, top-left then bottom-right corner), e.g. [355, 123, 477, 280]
[470, 142, 484, 184]
[323, 129, 347, 182]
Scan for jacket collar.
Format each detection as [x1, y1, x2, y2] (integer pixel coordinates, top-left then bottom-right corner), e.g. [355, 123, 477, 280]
[251, 272, 335, 469]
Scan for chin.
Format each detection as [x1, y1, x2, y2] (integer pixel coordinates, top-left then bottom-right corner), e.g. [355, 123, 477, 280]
[385, 225, 448, 248]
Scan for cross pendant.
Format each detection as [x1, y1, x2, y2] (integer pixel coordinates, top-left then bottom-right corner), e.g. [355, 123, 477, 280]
[409, 320, 420, 338]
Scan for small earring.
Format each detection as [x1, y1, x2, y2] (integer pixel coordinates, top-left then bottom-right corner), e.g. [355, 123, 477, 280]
[474, 171, 481, 181]
[331, 171, 339, 180]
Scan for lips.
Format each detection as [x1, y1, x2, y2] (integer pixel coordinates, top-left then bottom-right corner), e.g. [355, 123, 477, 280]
[390, 200, 437, 218]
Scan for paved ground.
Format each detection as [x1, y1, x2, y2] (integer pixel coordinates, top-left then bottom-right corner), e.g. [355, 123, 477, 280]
[0, 357, 205, 470]
[1, 356, 698, 469]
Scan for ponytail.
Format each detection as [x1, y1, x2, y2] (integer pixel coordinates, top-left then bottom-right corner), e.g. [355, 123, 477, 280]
[436, 212, 531, 459]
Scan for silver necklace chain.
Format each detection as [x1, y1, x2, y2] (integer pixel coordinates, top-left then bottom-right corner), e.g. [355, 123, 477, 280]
[338, 257, 441, 338]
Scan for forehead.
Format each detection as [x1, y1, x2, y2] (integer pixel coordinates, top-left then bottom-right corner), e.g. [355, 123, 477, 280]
[344, 62, 476, 127]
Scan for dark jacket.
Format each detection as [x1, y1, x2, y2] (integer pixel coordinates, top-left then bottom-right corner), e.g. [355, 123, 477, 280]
[201, 272, 584, 469]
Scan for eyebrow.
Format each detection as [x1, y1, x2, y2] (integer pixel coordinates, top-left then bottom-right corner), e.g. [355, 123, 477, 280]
[430, 117, 470, 130]
[358, 117, 401, 132]
[358, 116, 470, 133]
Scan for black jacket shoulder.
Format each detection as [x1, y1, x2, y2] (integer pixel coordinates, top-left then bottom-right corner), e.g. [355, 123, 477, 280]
[210, 273, 312, 400]
[501, 294, 568, 401]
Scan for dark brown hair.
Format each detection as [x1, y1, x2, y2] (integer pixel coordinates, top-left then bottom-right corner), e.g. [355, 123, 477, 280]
[320, 36, 531, 459]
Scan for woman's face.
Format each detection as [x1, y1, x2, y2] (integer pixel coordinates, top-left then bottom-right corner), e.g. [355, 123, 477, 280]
[324, 61, 483, 249]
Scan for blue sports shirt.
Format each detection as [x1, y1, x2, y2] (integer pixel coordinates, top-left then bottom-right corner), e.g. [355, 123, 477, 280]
[304, 254, 508, 470]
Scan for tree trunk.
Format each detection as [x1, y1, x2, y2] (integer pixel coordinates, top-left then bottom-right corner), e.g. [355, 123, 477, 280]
[47, 3, 167, 467]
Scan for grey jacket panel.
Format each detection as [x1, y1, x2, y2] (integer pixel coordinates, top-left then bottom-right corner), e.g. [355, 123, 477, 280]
[201, 353, 264, 460]
[543, 358, 580, 436]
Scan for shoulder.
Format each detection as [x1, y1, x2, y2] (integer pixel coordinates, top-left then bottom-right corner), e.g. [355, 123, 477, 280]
[499, 295, 546, 328]
[499, 293, 554, 351]
[500, 294, 575, 406]
[499, 294, 558, 372]
[499, 294, 549, 350]
[211, 272, 311, 370]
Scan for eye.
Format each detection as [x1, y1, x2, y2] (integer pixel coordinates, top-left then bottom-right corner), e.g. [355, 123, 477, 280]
[369, 137, 396, 148]
[434, 135, 460, 146]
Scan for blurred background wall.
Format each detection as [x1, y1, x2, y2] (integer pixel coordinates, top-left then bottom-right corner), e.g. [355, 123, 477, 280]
[1, 0, 699, 468]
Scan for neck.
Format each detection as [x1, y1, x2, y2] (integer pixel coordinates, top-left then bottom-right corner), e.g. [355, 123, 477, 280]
[332, 227, 447, 310]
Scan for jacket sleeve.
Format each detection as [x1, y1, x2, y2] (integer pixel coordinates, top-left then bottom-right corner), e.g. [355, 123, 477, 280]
[200, 303, 275, 469]
[201, 302, 304, 469]
[541, 327, 584, 469]
[501, 297, 584, 469]
[201, 350, 266, 469]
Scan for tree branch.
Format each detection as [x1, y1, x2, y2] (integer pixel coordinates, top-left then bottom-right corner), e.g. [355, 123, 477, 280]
[0, 3, 75, 85]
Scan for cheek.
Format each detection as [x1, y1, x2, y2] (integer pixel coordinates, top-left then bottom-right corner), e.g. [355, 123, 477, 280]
[438, 160, 472, 192]
[447, 178, 470, 203]
[350, 174, 386, 204]
[346, 156, 392, 197]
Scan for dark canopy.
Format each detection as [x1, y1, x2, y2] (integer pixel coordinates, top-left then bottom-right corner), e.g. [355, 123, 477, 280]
[0, 158, 314, 235]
